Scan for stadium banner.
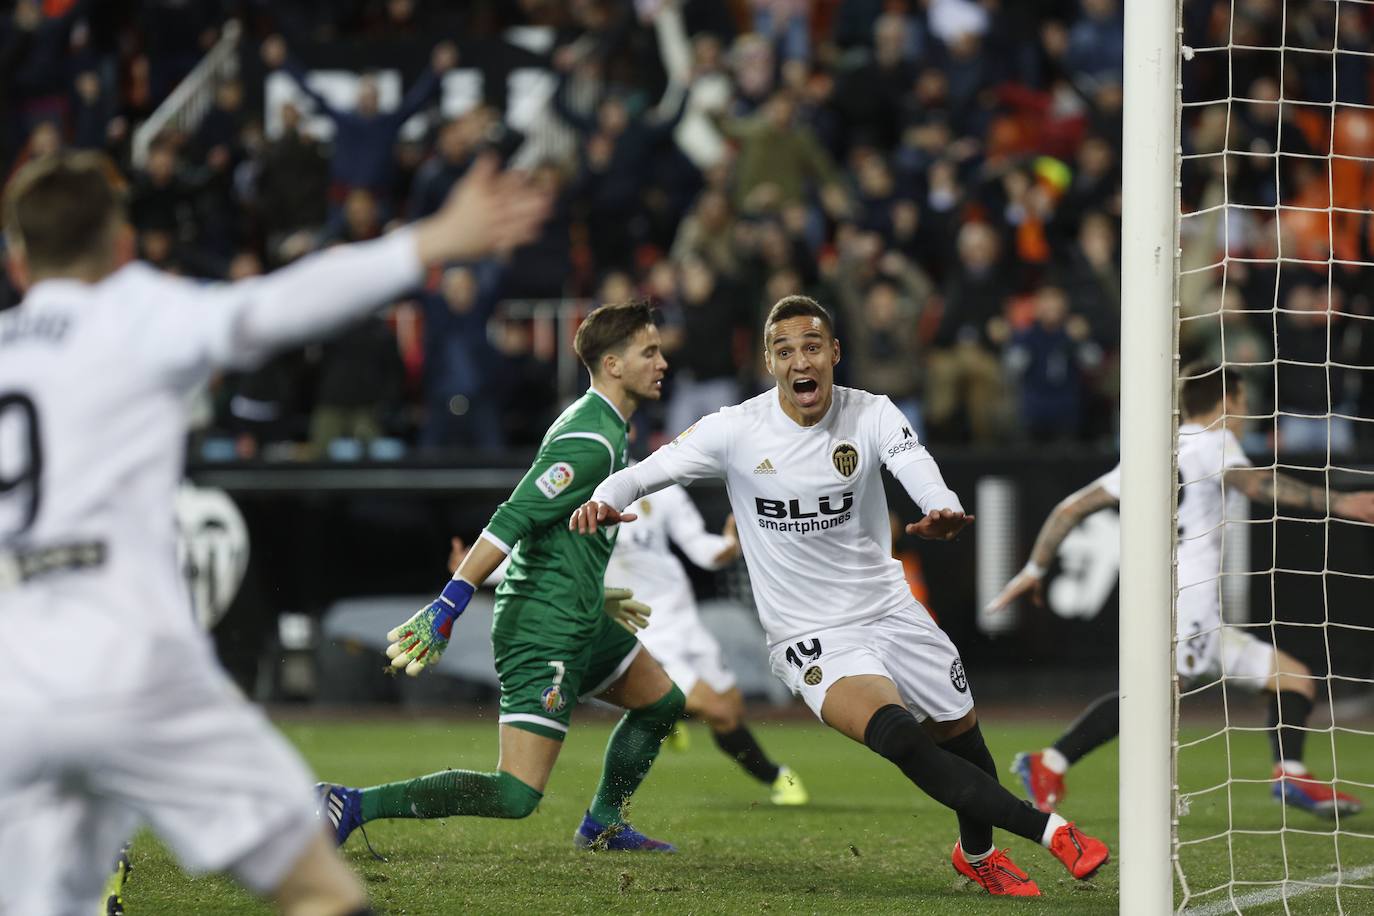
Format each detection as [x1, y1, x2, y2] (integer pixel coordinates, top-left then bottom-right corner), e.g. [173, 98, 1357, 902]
[242, 32, 555, 141]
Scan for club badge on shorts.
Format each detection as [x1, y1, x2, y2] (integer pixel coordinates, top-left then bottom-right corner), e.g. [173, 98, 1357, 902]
[541, 685, 566, 714]
[831, 440, 860, 479]
[803, 665, 824, 686]
[949, 658, 968, 694]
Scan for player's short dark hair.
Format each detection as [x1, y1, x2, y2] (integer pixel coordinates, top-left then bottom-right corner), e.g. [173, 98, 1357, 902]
[574, 299, 656, 374]
[3, 151, 125, 274]
[763, 295, 835, 346]
[1180, 362, 1245, 418]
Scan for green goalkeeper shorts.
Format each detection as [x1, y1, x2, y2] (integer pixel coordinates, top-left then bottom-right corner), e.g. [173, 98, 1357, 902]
[493, 605, 640, 740]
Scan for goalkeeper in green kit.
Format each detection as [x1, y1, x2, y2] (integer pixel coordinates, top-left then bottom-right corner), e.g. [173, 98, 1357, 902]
[316, 301, 684, 851]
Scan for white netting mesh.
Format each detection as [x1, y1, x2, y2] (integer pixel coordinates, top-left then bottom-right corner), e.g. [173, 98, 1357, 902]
[1175, 1, 1374, 913]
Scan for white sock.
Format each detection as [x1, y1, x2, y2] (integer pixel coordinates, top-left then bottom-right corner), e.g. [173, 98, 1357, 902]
[962, 844, 994, 864]
[1041, 747, 1069, 775]
[1278, 760, 1309, 777]
[1040, 813, 1068, 847]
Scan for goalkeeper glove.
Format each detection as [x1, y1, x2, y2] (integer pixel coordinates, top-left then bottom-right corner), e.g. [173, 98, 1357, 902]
[604, 586, 652, 633]
[385, 578, 475, 676]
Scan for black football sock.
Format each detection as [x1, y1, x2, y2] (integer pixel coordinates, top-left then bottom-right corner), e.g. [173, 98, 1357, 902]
[938, 723, 998, 855]
[1052, 692, 1120, 765]
[712, 725, 782, 784]
[865, 705, 1049, 845]
[1268, 690, 1314, 766]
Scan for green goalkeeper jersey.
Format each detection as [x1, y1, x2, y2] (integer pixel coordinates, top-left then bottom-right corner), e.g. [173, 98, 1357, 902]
[485, 390, 629, 645]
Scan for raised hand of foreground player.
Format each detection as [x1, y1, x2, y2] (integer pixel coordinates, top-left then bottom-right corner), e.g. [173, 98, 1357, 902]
[569, 500, 638, 534]
[905, 508, 974, 541]
[414, 153, 551, 264]
[385, 578, 475, 676]
[603, 587, 652, 633]
[986, 564, 1046, 613]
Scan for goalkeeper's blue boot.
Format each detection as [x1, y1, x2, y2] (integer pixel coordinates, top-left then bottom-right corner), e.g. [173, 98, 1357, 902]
[573, 813, 677, 852]
[315, 782, 363, 847]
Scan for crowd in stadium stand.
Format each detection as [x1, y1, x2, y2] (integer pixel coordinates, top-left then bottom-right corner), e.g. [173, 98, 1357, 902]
[1, 0, 1360, 458]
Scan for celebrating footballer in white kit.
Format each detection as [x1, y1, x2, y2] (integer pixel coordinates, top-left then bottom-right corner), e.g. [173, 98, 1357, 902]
[606, 483, 808, 804]
[990, 363, 1374, 820]
[573, 295, 1110, 897]
[0, 151, 547, 916]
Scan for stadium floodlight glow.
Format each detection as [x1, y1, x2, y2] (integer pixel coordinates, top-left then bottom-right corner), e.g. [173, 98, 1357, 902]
[1120, 0, 1179, 913]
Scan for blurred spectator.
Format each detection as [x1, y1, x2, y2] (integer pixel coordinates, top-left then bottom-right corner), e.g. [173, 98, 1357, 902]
[662, 254, 747, 437]
[670, 187, 737, 276]
[1004, 286, 1102, 442]
[256, 101, 330, 253]
[1056, 211, 1120, 344]
[553, 55, 688, 270]
[262, 34, 456, 206]
[1066, 0, 1124, 88]
[834, 14, 919, 151]
[926, 222, 1011, 443]
[71, 70, 113, 152]
[407, 112, 483, 218]
[831, 245, 933, 431]
[712, 90, 847, 217]
[1275, 284, 1355, 455]
[420, 264, 506, 450]
[308, 302, 407, 458]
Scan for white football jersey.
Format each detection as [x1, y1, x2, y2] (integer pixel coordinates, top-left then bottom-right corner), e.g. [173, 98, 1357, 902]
[0, 232, 419, 704]
[603, 483, 731, 633]
[1097, 422, 1251, 589]
[617, 387, 956, 647]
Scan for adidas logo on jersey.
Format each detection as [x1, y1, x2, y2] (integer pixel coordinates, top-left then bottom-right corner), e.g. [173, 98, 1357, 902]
[754, 459, 777, 475]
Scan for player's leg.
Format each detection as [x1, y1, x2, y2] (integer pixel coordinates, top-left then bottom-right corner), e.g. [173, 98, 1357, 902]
[691, 684, 805, 804]
[579, 631, 684, 850]
[344, 726, 553, 833]
[820, 675, 1051, 843]
[0, 775, 139, 916]
[662, 626, 804, 802]
[263, 833, 370, 916]
[1231, 630, 1364, 817]
[1012, 691, 1119, 812]
[337, 642, 568, 837]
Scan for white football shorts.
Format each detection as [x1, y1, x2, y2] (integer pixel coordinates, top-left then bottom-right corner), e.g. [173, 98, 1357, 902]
[1177, 580, 1277, 689]
[768, 601, 974, 723]
[638, 613, 738, 696]
[0, 665, 321, 916]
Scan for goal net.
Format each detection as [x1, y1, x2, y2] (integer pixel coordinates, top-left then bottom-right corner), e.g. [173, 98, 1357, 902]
[1174, 1, 1374, 912]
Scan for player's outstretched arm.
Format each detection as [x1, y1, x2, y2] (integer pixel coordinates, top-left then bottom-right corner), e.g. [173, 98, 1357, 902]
[986, 481, 1117, 612]
[385, 534, 510, 677]
[1226, 467, 1374, 523]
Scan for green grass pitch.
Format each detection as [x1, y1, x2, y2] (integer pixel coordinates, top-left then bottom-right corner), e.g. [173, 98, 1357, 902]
[118, 714, 1373, 914]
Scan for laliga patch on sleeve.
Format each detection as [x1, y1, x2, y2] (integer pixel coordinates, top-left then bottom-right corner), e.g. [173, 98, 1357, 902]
[671, 422, 698, 446]
[535, 462, 575, 499]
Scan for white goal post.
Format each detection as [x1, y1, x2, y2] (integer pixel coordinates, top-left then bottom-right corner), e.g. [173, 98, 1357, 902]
[1120, 0, 1180, 913]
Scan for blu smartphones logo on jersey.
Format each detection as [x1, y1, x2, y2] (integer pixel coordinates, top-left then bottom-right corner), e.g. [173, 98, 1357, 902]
[754, 493, 854, 534]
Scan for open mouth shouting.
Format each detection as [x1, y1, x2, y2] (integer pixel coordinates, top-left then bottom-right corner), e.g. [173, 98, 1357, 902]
[791, 376, 820, 408]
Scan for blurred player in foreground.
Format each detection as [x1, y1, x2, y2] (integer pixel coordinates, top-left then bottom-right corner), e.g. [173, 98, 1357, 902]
[572, 295, 1110, 897]
[605, 487, 808, 804]
[319, 302, 687, 853]
[990, 364, 1374, 819]
[0, 150, 547, 916]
